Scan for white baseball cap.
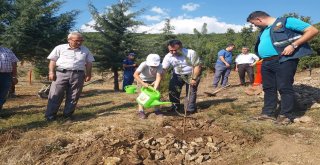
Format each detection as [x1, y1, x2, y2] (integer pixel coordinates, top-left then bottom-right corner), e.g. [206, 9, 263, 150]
[146, 54, 161, 66]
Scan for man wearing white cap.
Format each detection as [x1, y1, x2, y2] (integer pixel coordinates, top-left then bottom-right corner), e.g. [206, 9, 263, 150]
[133, 54, 163, 119]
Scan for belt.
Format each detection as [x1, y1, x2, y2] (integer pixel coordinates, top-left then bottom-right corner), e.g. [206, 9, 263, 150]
[56, 68, 84, 73]
[263, 56, 279, 61]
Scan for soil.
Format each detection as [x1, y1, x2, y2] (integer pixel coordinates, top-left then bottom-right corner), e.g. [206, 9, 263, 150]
[0, 68, 320, 165]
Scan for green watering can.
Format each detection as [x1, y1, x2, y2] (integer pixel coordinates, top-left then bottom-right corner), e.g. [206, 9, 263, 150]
[124, 85, 137, 94]
[136, 87, 171, 108]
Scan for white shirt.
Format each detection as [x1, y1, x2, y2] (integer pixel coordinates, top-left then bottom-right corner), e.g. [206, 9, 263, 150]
[136, 61, 163, 82]
[47, 44, 95, 70]
[235, 53, 259, 65]
[162, 48, 200, 75]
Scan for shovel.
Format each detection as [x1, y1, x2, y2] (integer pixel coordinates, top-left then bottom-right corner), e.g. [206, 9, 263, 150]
[204, 84, 231, 97]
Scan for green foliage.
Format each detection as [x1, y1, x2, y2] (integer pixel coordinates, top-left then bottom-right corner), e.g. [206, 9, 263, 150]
[88, 0, 143, 70]
[0, 0, 78, 78]
[283, 12, 311, 23]
[33, 60, 49, 80]
[88, 0, 143, 90]
[239, 25, 255, 48]
[310, 23, 320, 55]
[298, 56, 320, 70]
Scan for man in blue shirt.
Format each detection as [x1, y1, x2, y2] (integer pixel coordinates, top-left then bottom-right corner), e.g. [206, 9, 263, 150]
[212, 44, 235, 88]
[247, 11, 318, 124]
[122, 53, 136, 91]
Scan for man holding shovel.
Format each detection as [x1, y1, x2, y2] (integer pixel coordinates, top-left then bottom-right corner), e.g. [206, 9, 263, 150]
[162, 40, 202, 114]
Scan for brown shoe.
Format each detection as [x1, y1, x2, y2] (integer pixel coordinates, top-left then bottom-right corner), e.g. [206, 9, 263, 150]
[254, 114, 276, 121]
[274, 115, 292, 125]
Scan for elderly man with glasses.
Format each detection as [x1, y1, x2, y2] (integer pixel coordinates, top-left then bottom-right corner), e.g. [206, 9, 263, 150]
[45, 32, 95, 121]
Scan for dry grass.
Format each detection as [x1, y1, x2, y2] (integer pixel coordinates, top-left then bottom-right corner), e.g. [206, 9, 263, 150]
[0, 66, 320, 164]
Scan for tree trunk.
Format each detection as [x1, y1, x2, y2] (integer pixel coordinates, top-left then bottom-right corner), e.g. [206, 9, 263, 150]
[112, 67, 120, 91]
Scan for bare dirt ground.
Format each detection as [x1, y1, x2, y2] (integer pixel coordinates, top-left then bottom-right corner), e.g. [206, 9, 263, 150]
[0, 67, 320, 165]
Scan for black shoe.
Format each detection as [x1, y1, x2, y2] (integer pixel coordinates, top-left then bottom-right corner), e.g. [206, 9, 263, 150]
[274, 115, 293, 125]
[46, 116, 56, 122]
[63, 115, 75, 123]
[187, 110, 196, 115]
[253, 114, 276, 121]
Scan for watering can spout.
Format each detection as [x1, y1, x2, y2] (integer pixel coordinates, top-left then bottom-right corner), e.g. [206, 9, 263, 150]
[150, 100, 171, 106]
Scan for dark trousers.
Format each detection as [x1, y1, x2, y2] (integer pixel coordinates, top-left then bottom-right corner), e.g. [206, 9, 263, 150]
[0, 73, 12, 109]
[237, 63, 254, 85]
[169, 73, 200, 112]
[261, 59, 299, 119]
[122, 72, 134, 91]
[45, 71, 85, 119]
[213, 64, 231, 87]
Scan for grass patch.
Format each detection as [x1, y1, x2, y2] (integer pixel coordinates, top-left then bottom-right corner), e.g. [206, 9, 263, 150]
[41, 137, 73, 154]
[240, 125, 265, 142]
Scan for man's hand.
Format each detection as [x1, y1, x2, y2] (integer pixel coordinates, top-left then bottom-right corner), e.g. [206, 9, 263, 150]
[225, 63, 230, 68]
[85, 75, 91, 82]
[12, 77, 18, 85]
[142, 82, 150, 87]
[190, 79, 197, 86]
[281, 45, 295, 56]
[48, 72, 56, 81]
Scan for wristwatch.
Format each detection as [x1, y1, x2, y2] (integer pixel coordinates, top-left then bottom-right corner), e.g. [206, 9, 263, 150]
[192, 77, 197, 81]
[291, 43, 298, 49]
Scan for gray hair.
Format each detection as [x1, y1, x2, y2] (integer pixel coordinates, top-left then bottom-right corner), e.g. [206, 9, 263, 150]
[68, 32, 83, 39]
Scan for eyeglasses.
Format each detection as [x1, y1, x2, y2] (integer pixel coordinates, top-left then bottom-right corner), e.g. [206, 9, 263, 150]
[70, 39, 84, 42]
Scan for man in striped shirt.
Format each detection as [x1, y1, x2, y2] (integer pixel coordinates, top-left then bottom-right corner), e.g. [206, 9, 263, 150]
[0, 46, 19, 111]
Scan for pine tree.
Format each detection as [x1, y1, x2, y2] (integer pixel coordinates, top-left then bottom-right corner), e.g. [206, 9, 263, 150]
[0, 0, 78, 77]
[88, 0, 143, 91]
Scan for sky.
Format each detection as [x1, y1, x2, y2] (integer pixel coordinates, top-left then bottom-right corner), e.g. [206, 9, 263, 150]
[60, 0, 320, 34]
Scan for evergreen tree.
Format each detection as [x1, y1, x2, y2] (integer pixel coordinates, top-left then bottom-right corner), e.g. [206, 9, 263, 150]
[239, 25, 254, 48]
[158, 18, 176, 57]
[225, 28, 236, 44]
[88, 0, 143, 91]
[0, 0, 78, 77]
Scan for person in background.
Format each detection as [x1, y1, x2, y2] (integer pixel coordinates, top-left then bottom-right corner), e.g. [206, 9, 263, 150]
[247, 11, 318, 124]
[162, 39, 202, 114]
[45, 32, 95, 121]
[0, 46, 19, 111]
[122, 52, 136, 91]
[235, 46, 260, 86]
[212, 43, 235, 88]
[133, 54, 163, 119]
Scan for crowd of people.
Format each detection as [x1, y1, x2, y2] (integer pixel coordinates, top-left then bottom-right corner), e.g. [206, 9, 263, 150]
[0, 11, 318, 124]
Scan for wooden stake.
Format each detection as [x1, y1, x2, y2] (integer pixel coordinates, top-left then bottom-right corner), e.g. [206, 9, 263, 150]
[28, 70, 32, 85]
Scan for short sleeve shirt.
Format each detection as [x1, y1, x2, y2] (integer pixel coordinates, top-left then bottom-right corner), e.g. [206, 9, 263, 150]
[47, 44, 95, 70]
[216, 49, 233, 66]
[162, 48, 200, 75]
[235, 53, 259, 64]
[258, 17, 311, 58]
[136, 61, 163, 82]
[0, 46, 19, 73]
